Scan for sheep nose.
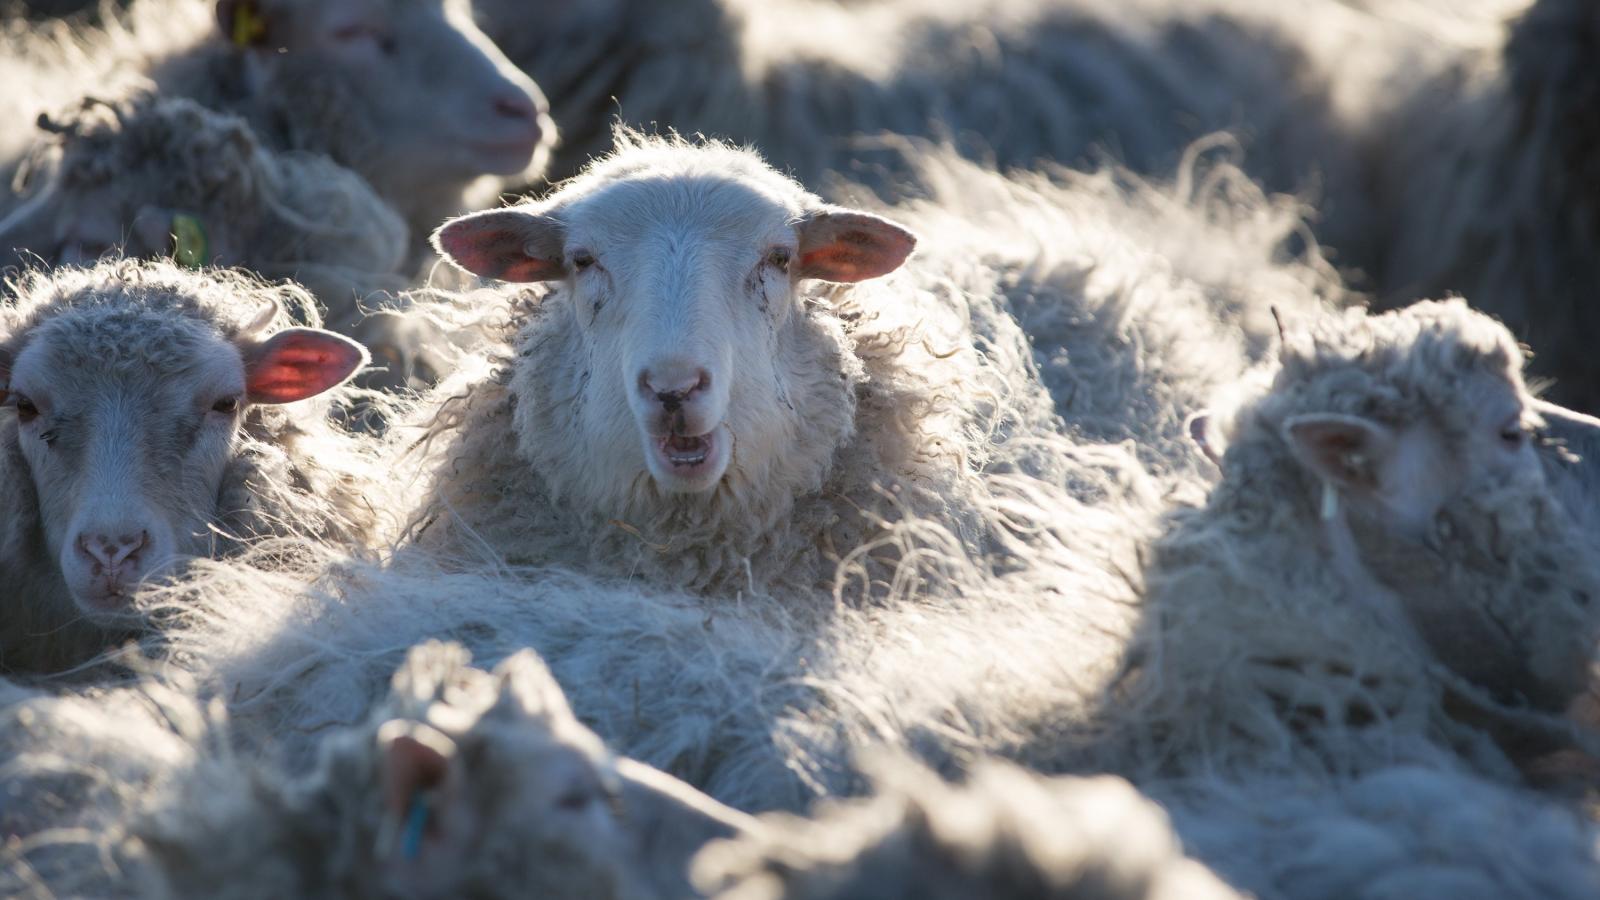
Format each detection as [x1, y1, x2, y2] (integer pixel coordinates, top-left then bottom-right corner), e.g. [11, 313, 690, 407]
[77, 530, 149, 577]
[640, 367, 711, 412]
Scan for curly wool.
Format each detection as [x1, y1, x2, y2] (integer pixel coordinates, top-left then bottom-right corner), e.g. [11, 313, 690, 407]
[2, 91, 409, 327]
[0, 259, 391, 674]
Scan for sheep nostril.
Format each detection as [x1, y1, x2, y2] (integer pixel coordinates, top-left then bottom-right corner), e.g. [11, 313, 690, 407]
[493, 93, 536, 123]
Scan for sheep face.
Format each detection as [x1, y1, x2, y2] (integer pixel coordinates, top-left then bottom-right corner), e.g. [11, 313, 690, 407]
[213, 0, 554, 195]
[150, 640, 748, 890]
[1225, 300, 1600, 713]
[433, 151, 914, 503]
[0, 298, 364, 619]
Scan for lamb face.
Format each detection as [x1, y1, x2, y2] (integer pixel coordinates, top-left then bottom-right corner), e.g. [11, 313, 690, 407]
[211, 0, 554, 214]
[433, 141, 914, 512]
[0, 262, 365, 620]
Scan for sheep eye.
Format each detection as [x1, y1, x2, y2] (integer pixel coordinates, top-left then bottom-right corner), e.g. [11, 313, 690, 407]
[211, 396, 240, 415]
[766, 247, 792, 273]
[13, 395, 38, 424]
[571, 250, 596, 271]
[1500, 425, 1526, 448]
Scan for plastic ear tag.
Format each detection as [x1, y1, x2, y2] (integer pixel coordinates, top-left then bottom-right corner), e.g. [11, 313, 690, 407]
[231, 0, 267, 47]
[1320, 481, 1339, 522]
[399, 793, 432, 861]
[171, 214, 209, 269]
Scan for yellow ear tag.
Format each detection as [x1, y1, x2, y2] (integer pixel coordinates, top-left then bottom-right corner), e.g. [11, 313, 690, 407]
[231, 0, 266, 48]
[171, 214, 210, 269]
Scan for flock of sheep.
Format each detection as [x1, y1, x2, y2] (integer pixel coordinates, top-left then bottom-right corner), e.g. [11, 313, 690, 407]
[1, 0, 1599, 896]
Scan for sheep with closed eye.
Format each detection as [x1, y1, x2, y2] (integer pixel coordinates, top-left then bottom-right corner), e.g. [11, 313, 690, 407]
[1100, 298, 1600, 779]
[0, 258, 379, 675]
[1, 0, 553, 257]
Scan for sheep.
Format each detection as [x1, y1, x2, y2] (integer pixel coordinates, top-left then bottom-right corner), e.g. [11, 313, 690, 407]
[416, 130, 1059, 600]
[0, 258, 378, 675]
[0, 641, 757, 898]
[691, 757, 1242, 900]
[119, 641, 757, 899]
[478, 0, 1365, 214]
[2, 0, 554, 253]
[1096, 298, 1600, 780]
[0, 91, 458, 391]
[0, 93, 406, 314]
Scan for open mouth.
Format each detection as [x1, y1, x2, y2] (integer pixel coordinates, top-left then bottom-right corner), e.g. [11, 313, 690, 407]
[660, 432, 713, 468]
[646, 427, 726, 491]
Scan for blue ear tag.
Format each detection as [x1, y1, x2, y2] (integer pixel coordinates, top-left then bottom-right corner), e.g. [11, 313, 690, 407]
[171, 214, 209, 269]
[400, 793, 432, 861]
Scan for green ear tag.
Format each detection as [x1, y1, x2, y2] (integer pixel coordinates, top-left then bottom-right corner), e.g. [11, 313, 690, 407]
[231, 0, 266, 48]
[171, 214, 209, 269]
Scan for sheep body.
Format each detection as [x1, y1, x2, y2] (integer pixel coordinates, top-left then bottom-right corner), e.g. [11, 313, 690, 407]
[483, 0, 1364, 214]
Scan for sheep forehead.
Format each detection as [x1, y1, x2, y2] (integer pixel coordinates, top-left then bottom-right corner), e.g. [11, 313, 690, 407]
[52, 98, 261, 199]
[15, 310, 240, 397]
[566, 175, 799, 262]
[565, 133, 814, 220]
[7, 259, 301, 339]
[1271, 301, 1526, 423]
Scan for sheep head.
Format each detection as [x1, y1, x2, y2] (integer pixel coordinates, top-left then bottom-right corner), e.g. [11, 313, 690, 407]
[433, 135, 915, 514]
[211, 0, 555, 210]
[0, 260, 366, 620]
[0, 94, 407, 278]
[1220, 299, 1600, 719]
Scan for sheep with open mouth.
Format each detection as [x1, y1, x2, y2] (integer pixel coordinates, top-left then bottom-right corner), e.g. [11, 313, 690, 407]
[413, 129, 1053, 600]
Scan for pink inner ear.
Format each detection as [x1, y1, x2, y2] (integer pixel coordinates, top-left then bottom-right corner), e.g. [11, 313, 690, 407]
[435, 217, 564, 283]
[246, 329, 367, 404]
[383, 733, 451, 817]
[799, 217, 916, 283]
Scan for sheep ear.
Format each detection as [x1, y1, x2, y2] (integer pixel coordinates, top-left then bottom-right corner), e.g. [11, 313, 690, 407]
[1283, 413, 1395, 495]
[432, 209, 568, 283]
[244, 327, 368, 404]
[796, 209, 916, 283]
[215, 0, 273, 49]
[1186, 410, 1222, 466]
[377, 721, 456, 821]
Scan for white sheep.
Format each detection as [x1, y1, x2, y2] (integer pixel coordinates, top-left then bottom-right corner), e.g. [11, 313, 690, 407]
[417, 129, 1058, 599]
[479, 0, 1366, 214]
[0, 258, 377, 674]
[0, 641, 758, 899]
[768, 299, 1600, 807]
[692, 756, 1241, 900]
[2, 0, 554, 253]
[1095, 298, 1600, 779]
